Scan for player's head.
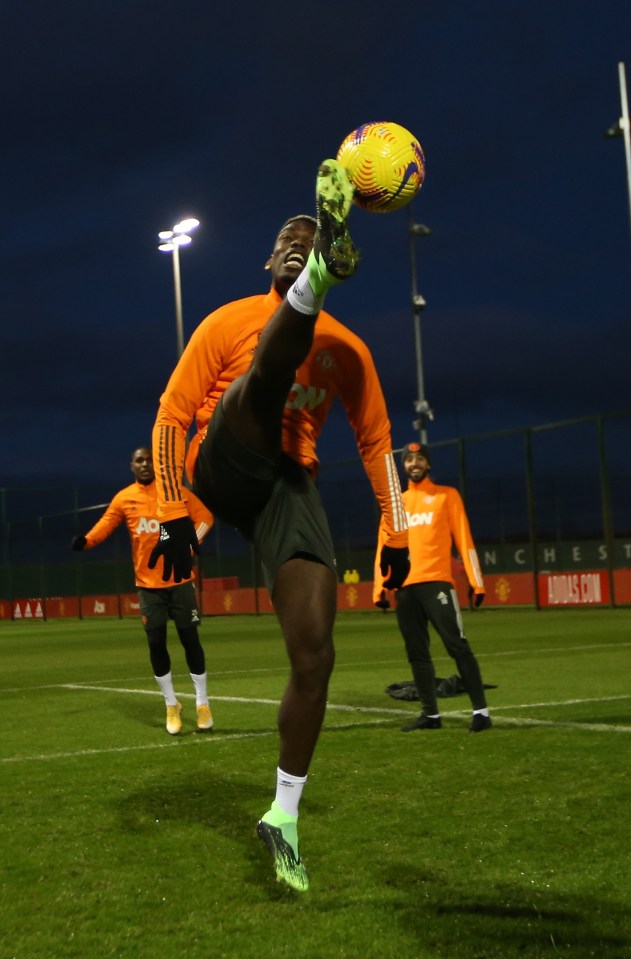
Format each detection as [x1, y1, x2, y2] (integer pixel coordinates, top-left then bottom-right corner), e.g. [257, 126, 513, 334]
[131, 447, 154, 485]
[265, 215, 317, 296]
[401, 441, 430, 482]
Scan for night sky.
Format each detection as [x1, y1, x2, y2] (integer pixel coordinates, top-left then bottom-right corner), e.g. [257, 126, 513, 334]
[2, 0, 630, 494]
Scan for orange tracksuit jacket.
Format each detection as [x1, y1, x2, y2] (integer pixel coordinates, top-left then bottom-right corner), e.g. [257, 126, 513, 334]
[83, 480, 213, 589]
[373, 475, 484, 600]
[153, 287, 407, 548]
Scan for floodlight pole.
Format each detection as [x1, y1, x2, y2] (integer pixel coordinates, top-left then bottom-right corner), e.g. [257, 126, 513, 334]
[171, 244, 184, 358]
[408, 208, 433, 444]
[158, 218, 199, 359]
[618, 62, 631, 239]
[606, 62, 631, 244]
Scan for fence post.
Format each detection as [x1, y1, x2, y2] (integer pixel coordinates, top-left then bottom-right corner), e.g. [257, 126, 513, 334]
[524, 428, 540, 610]
[1, 488, 7, 566]
[38, 515, 47, 621]
[73, 490, 84, 620]
[7, 521, 14, 618]
[597, 415, 616, 607]
[252, 544, 261, 615]
[113, 533, 123, 619]
[457, 436, 467, 504]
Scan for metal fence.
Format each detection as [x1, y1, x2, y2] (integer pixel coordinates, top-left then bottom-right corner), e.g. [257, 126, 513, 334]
[1, 411, 630, 613]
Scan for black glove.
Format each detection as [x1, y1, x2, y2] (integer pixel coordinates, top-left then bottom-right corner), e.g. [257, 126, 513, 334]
[148, 517, 199, 583]
[374, 589, 391, 610]
[379, 545, 410, 590]
[71, 534, 87, 551]
[468, 586, 485, 608]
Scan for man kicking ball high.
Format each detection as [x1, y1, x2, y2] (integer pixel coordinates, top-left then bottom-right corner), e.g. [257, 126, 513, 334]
[149, 158, 409, 891]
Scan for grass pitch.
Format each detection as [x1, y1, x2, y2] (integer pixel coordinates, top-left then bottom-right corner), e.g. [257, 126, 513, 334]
[1, 608, 630, 959]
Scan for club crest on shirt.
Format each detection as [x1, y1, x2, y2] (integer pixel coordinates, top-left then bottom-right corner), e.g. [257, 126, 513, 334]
[316, 349, 335, 371]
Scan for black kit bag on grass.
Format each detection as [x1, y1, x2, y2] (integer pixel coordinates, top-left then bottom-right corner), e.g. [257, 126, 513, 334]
[385, 676, 498, 700]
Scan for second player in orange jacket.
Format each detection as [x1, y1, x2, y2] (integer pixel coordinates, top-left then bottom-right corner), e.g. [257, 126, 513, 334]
[374, 442, 491, 732]
[71, 447, 214, 735]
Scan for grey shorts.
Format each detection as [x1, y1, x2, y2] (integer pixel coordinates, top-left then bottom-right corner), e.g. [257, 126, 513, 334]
[194, 395, 279, 536]
[138, 582, 201, 631]
[193, 398, 336, 592]
[252, 462, 337, 592]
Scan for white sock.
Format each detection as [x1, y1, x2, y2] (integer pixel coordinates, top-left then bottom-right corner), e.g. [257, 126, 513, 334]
[155, 671, 177, 706]
[473, 708, 489, 717]
[190, 671, 208, 707]
[275, 767, 307, 817]
[286, 263, 325, 315]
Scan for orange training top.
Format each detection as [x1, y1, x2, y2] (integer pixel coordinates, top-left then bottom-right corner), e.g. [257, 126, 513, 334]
[153, 287, 407, 547]
[84, 480, 213, 589]
[373, 475, 484, 600]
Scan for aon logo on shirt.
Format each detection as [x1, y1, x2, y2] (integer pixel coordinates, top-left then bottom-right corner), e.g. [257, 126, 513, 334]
[285, 383, 327, 411]
[136, 517, 160, 534]
[407, 511, 434, 526]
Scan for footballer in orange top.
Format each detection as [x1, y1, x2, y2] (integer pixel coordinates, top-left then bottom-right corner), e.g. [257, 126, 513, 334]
[374, 442, 492, 733]
[71, 447, 214, 735]
[149, 160, 410, 891]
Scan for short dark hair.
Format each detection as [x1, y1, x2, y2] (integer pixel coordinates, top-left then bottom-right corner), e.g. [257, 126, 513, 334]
[277, 215, 317, 234]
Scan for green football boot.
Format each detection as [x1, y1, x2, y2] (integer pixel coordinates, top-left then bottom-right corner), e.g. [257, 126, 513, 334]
[257, 801, 309, 892]
[307, 158, 359, 295]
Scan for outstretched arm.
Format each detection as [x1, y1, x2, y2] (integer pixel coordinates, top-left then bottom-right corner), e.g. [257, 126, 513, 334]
[71, 496, 124, 551]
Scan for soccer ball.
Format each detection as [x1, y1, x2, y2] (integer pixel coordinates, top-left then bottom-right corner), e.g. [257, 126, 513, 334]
[336, 121, 425, 213]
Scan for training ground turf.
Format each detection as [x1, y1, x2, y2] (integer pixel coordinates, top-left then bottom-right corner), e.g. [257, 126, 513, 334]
[1, 608, 630, 959]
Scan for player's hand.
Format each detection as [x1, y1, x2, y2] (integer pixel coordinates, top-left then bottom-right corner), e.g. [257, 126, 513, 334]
[71, 534, 87, 551]
[374, 589, 391, 610]
[468, 586, 485, 608]
[379, 545, 410, 590]
[148, 517, 199, 583]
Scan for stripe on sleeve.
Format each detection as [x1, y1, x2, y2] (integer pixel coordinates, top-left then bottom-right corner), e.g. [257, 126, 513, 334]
[385, 452, 407, 532]
[468, 548, 484, 588]
[195, 521, 210, 542]
[157, 425, 181, 503]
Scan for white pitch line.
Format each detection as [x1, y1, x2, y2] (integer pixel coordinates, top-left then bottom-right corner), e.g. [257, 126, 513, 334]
[62, 684, 284, 706]
[33, 683, 631, 737]
[2, 684, 631, 768]
[0, 720, 390, 765]
[491, 693, 631, 710]
[61, 683, 631, 714]
[0, 729, 274, 765]
[479, 716, 631, 733]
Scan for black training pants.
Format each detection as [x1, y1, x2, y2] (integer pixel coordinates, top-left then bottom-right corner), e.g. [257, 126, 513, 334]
[395, 581, 487, 715]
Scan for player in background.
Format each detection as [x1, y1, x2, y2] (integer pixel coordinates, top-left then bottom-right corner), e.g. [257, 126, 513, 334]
[374, 441, 492, 733]
[149, 159, 409, 891]
[71, 447, 214, 735]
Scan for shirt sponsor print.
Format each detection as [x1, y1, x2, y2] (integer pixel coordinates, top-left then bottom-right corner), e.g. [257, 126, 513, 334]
[136, 517, 160, 534]
[285, 383, 327, 411]
[406, 511, 434, 526]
